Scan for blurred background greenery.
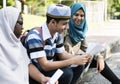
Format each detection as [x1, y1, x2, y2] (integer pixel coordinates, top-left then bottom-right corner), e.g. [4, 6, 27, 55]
[0, 0, 120, 31]
[1, 0, 120, 18]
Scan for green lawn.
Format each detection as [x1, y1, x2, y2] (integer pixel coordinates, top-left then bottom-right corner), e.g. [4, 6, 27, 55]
[22, 14, 46, 31]
[22, 14, 106, 32]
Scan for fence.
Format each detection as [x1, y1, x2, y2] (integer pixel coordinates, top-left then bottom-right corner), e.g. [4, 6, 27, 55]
[82, 1, 106, 24]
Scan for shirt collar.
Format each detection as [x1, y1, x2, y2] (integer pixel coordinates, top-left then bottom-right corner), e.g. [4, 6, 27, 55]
[42, 22, 51, 41]
[42, 22, 58, 41]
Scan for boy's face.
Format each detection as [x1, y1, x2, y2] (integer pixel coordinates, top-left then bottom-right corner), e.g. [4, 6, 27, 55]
[53, 19, 69, 34]
[14, 14, 23, 38]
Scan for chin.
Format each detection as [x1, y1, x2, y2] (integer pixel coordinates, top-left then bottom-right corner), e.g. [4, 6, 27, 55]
[75, 22, 80, 25]
[57, 31, 62, 34]
[58, 32, 61, 34]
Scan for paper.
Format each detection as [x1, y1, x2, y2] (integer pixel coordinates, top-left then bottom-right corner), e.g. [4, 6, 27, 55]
[86, 42, 105, 56]
[84, 42, 105, 72]
[46, 69, 63, 84]
[71, 43, 105, 67]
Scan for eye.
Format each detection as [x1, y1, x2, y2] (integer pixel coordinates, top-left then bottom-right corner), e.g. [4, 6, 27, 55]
[74, 14, 84, 17]
[80, 14, 84, 17]
[74, 14, 79, 16]
[17, 21, 23, 25]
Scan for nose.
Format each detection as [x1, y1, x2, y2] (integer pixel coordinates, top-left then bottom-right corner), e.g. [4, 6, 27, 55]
[21, 26, 24, 30]
[65, 23, 69, 30]
[78, 15, 82, 19]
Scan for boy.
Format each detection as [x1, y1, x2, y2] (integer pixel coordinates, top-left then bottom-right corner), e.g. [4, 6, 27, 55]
[24, 4, 90, 84]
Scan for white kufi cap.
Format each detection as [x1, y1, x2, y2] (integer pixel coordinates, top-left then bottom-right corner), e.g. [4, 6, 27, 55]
[47, 4, 71, 19]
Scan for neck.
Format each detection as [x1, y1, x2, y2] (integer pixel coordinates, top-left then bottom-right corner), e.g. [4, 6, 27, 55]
[47, 23, 55, 38]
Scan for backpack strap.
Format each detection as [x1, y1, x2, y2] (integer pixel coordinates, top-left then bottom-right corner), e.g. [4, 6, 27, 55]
[21, 27, 46, 47]
[20, 30, 29, 41]
[35, 27, 46, 46]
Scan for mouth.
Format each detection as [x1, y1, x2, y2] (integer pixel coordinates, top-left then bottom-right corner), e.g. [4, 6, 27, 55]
[75, 21, 80, 25]
[75, 20, 82, 25]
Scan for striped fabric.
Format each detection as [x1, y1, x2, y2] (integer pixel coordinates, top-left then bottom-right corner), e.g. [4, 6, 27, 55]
[25, 23, 65, 62]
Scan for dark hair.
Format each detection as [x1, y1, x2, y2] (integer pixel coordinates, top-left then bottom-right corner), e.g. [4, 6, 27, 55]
[46, 15, 69, 24]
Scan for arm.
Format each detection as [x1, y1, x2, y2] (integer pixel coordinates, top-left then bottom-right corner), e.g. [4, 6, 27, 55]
[37, 52, 89, 71]
[29, 63, 49, 84]
[57, 51, 75, 60]
[96, 55, 105, 73]
[27, 33, 89, 72]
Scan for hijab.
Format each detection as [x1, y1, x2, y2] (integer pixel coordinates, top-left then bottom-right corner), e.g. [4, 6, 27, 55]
[68, 2, 88, 44]
[0, 6, 29, 84]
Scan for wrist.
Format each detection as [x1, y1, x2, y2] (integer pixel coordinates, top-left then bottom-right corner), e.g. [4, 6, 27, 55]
[97, 55, 104, 60]
[39, 74, 46, 83]
[94, 54, 103, 60]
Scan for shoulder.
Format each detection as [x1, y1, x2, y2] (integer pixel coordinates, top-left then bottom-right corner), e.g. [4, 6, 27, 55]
[26, 29, 42, 41]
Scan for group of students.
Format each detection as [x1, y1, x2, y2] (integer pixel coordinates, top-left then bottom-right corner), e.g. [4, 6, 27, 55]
[0, 2, 120, 84]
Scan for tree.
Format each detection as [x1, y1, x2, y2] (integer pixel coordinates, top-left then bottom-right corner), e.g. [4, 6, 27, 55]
[25, 0, 44, 15]
[19, 0, 26, 14]
[0, 0, 14, 9]
[24, 0, 76, 15]
[61, 0, 73, 6]
[108, 0, 120, 19]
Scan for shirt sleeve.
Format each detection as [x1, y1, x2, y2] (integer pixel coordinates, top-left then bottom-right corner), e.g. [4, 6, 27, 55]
[56, 34, 65, 53]
[26, 32, 46, 59]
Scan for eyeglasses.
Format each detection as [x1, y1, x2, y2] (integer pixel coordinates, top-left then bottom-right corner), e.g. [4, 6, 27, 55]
[17, 21, 23, 26]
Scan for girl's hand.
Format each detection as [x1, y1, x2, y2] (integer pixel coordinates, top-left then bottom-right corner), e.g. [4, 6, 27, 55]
[97, 55, 105, 73]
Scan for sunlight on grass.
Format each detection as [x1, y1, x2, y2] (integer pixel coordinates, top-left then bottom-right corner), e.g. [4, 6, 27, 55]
[22, 14, 46, 32]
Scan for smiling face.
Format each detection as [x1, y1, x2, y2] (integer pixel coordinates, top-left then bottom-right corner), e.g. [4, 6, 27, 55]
[14, 14, 23, 38]
[55, 19, 69, 34]
[49, 19, 69, 35]
[72, 9, 85, 25]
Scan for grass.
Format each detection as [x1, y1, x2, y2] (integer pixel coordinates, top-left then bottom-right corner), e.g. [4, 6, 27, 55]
[22, 14, 46, 32]
[22, 14, 108, 31]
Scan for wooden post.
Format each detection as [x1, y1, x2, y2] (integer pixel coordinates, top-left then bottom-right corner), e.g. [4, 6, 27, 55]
[20, 0, 26, 13]
[104, 0, 108, 21]
[3, 0, 6, 8]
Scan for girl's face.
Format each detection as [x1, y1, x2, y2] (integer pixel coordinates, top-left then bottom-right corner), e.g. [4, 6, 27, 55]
[72, 9, 85, 25]
[14, 14, 23, 38]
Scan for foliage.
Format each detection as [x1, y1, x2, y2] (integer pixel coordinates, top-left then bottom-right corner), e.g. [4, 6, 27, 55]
[25, 0, 45, 15]
[0, 0, 2, 8]
[61, 0, 73, 6]
[0, 0, 14, 9]
[108, 0, 120, 19]
[7, 0, 14, 6]
[1, 0, 120, 19]
[46, 0, 58, 8]
[25, 0, 73, 15]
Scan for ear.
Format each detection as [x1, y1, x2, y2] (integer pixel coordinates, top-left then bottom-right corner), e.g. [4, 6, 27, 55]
[51, 19, 57, 26]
